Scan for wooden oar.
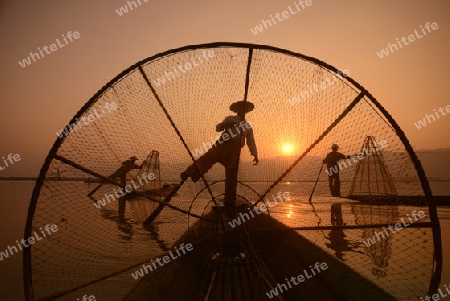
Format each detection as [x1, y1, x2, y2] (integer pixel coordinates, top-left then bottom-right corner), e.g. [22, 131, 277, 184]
[308, 164, 324, 205]
[143, 180, 185, 227]
[87, 182, 104, 197]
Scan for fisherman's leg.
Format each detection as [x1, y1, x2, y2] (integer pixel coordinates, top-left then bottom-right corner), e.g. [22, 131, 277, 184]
[224, 166, 238, 206]
[181, 146, 221, 182]
[109, 169, 123, 180]
[223, 147, 241, 206]
[180, 144, 227, 182]
[108, 173, 118, 179]
[334, 173, 341, 197]
[120, 177, 127, 187]
[118, 198, 126, 218]
[328, 176, 335, 196]
[117, 177, 128, 217]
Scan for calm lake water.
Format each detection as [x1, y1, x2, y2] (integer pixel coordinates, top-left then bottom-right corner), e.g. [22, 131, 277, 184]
[0, 181, 449, 300]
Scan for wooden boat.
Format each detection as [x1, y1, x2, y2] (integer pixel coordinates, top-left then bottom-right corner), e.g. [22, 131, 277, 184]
[125, 202, 399, 301]
[124, 184, 180, 198]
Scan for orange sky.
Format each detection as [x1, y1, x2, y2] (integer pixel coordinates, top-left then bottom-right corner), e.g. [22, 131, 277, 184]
[0, 0, 449, 176]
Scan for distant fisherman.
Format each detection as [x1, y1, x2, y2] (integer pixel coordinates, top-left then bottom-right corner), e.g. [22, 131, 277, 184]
[108, 156, 143, 186]
[323, 144, 352, 197]
[107, 156, 143, 217]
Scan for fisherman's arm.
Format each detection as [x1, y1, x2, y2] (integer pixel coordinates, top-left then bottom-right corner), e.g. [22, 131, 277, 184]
[216, 123, 225, 132]
[245, 127, 259, 165]
[323, 153, 329, 164]
[216, 116, 241, 132]
[338, 152, 351, 160]
[344, 153, 360, 160]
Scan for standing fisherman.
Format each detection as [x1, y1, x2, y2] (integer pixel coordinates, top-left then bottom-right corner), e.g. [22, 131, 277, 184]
[323, 144, 352, 197]
[180, 100, 258, 206]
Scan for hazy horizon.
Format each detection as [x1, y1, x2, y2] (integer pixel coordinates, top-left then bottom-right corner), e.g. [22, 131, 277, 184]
[1, 1, 449, 178]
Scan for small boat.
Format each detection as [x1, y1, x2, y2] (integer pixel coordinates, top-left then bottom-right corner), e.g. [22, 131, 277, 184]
[123, 184, 179, 199]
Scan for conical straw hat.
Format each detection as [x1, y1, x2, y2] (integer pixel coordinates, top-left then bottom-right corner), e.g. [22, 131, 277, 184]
[229, 100, 255, 113]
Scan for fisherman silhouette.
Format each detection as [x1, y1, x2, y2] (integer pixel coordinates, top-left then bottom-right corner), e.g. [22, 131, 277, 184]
[323, 144, 352, 197]
[88, 155, 144, 198]
[108, 156, 143, 218]
[109, 156, 143, 187]
[180, 100, 258, 206]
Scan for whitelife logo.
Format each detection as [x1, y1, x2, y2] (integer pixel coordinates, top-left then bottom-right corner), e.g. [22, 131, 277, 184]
[0, 224, 58, 261]
[18, 31, 81, 68]
[325, 140, 388, 177]
[414, 105, 450, 129]
[130, 243, 193, 280]
[288, 69, 349, 106]
[115, 0, 149, 16]
[0, 153, 21, 171]
[190, 121, 253, 159]
[228, 192, 290, 228]
[250, 0, 313, 35]
[266, 262, 328, 299]
[76, 295, 96, 301]
[152, 50, 215, 87]
[420, 282, 450, 301]
[56, 102, 118, 139]
[376, 22, 439, 59]
[362, 210, 426, 247]
[92, 172, 155, 209]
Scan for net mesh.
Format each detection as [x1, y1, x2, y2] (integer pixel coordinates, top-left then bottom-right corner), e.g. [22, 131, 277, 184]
[24, 44, 441, 301]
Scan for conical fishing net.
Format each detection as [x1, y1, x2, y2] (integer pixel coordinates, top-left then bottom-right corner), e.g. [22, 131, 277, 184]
[24, 43, 441, 301]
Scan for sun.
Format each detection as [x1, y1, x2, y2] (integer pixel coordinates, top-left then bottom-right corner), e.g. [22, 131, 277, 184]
[281, 143, 294, 156]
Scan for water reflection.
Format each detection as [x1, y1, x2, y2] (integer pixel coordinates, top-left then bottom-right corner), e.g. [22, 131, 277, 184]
[97, 197, 169, 252]
[98, 208, 135, 239]
[352, 204, 398, 277]
[268, 196, 435, 299]
[325, 203, 363, 260]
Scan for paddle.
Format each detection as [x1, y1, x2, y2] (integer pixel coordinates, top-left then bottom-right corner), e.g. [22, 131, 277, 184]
[308, 164, 324, 205]
[87, 182, 104, 197]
